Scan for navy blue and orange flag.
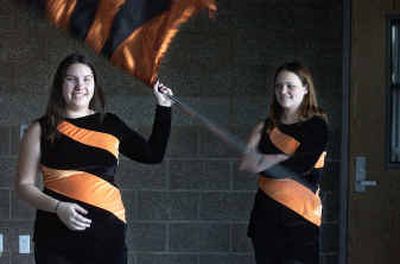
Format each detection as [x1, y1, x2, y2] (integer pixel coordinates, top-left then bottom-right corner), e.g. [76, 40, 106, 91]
[28, 0, 216, 86]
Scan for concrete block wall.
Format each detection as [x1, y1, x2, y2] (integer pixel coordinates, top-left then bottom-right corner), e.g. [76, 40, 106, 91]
[0, 0, 342, 263]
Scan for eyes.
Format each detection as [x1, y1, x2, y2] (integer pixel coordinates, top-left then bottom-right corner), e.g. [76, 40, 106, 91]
[64, 75, 94, 85]
[274, 83, 299, 91]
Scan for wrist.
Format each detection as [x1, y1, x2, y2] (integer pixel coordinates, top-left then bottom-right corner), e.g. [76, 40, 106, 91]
[157, 102, 172, 107]
[54, 201, 61, 213]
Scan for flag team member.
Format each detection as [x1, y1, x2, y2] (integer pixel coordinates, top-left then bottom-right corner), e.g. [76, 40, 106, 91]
[15, 53, 173, 264]
[240, 62, 328, 264]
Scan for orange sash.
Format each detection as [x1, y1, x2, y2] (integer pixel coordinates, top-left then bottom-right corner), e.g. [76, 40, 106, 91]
[258, 177, 322, 226]
[42, 166, 126, 223]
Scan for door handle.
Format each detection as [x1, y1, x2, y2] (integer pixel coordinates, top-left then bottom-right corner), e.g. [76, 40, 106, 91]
[355, 156, 378, 193]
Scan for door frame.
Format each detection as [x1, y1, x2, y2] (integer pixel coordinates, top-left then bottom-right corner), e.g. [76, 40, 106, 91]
[339, 0, 351, 263]
[385, 14, 400, 170]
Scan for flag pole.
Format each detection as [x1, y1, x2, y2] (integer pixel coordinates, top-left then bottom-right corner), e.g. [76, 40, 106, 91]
[166, 94, 247, 154]
[165, 93, 315, 190]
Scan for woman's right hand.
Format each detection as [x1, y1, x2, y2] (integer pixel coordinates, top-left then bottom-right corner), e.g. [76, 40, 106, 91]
[239, 148, 263, 173]
[56, 202, 92, 231]
[240, 122, 266, 173]
[153, 79, 173, 107]
[240, 151, 289, 173]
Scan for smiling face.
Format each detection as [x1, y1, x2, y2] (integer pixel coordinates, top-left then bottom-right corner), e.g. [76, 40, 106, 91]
[62, 63, 95, 111]
[274, 70, 308, 113]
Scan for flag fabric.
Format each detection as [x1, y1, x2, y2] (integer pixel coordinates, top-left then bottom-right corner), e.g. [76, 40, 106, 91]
[34, 0, 216, 86]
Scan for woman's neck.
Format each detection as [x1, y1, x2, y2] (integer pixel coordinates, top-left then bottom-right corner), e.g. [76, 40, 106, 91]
[64, 108, 94, 119]
[280, 109, 300, 124]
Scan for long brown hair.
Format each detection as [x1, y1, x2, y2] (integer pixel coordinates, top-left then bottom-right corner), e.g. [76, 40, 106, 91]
[268, 61, 327, 126]
[43, 53, 105, 141]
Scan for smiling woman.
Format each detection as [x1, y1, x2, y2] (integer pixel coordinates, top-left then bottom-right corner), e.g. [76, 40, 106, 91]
[62, 63, 95, 115]
[240, 61, 328, 264]
[14, 53, 174, 264]
[274, 70, 309, 119]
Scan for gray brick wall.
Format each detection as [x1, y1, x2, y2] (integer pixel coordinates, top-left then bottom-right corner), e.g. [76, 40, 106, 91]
[0, 0, 342, 263]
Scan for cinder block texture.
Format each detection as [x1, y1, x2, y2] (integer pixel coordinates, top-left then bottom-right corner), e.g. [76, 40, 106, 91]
[198, 192, 254, 221]
[169, 223, 230, 252]
[127, 223, 166, 252]
[199, 254, 254, 264]
[136, 191, 199, 220]
[136, 254, 197, 264]
[169, 159, 231, 190]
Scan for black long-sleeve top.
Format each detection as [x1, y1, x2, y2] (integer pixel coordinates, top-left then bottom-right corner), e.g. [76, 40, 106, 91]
[34, 105, 171, 244]
[258, 116, 328, 192]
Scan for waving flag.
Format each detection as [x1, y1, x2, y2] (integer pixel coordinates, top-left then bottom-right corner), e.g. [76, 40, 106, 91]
[31, 0, 216, 86]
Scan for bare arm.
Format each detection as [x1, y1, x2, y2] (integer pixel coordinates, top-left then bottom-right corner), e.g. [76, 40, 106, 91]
[15, 122, 59, 213]
[240, 122, 289, 173]
[15, 122, 91, 231]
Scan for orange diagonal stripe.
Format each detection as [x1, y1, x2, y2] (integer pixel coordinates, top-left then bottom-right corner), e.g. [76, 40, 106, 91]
[269, 127, 300, 155]
[46, 0, 77, 29]
[85, 0, 126, 53]
[42, 165, 83, 183]
[43, 167, 126, 223]
[258, 177, 322, 226]
[110, 0, 217, 85]
[57, 121, 119, 158]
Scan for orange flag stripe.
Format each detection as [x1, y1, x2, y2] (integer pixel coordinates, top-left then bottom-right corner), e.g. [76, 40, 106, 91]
[43, 166, 126, 223]
[153, 0, 217, 85]
[110, 0, 217, 85]
[57, 121, 119, 158]
[85, 0, 126, 53]
[46, 0, 77, 29]
[269, 127, 300, 155]
[258, 177, 322, 226]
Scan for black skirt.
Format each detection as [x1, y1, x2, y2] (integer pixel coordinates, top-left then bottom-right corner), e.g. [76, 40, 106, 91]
[33, 202, 127, 264]
[248, 189, 320, 264]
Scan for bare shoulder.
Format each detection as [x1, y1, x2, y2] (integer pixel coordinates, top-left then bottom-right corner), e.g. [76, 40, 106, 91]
[16, 121, 42, 185]
[21, 121, 41, 144]
[255, 121, 264, 130]
[251, 121, 264, 134]
[246, 121, 265, 144]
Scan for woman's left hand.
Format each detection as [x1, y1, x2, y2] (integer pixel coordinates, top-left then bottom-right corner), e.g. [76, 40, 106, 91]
[153, 80, 173, 107]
